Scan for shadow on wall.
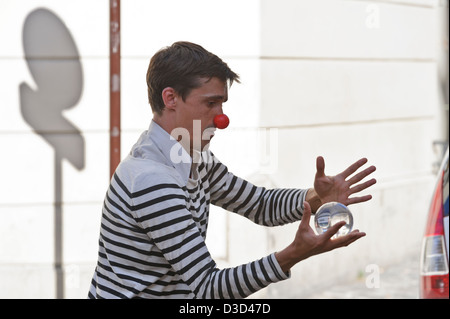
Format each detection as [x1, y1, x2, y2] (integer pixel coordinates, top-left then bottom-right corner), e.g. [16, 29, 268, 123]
[19, 7, 85, 299]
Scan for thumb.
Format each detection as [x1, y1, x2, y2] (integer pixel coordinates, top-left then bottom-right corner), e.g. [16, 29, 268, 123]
[315, 156, 326, 178]
[300, 201, 312, 226]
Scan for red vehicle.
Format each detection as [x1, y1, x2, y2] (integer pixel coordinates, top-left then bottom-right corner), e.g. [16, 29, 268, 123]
[420, 147, 449, 299]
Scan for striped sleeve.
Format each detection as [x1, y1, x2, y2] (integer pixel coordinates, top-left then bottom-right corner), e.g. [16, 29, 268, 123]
[122, 172, 289, 298]
[206, 152, 307, 226]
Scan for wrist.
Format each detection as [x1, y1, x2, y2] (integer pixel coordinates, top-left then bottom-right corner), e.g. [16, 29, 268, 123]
[305, 188, 322, 213]
[276, 241, 313, 273]
[275, 245, 298, 273]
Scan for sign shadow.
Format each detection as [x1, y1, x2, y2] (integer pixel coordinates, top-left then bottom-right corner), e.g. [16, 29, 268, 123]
[19, 8, 85, 299]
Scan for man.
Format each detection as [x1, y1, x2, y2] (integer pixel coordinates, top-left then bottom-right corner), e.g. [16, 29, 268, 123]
[88, 41, 376, 299]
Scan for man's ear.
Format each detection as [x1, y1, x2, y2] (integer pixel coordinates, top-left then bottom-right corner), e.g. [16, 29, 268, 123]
[162, 87, 177, 110]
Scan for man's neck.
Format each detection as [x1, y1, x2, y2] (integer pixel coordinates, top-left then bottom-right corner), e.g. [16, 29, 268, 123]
[152, 115, 195, 159]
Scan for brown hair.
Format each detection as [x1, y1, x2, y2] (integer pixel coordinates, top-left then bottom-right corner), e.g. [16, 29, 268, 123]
[146, 41, 240, 115]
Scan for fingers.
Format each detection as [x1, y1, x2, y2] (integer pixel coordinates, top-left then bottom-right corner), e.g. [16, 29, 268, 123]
[346, 165, 377, 186]
[340, 159, 377, 205]
[340, 158, 368, 179]
[349, 178, 377, 196]
[324, 226, 366, 248]
[317, 157, 376, 186]
[338, 230, 366, 246]
[333, 232, 366, 249]
[346, 194, 373, 205]
[320, 219, 366, 242]
[346, 176, 377, 205]
[321, 220, 347, 241]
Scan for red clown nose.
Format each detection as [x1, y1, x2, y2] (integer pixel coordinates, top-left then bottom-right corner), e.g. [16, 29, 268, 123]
[213, 114, 230, 129]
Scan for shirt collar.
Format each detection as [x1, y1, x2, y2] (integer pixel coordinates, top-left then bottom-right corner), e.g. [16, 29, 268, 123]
[137, 121, 193, 185]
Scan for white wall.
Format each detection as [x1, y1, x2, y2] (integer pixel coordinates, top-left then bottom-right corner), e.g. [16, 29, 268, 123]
[0, 0, 447, 298]
[0, 0, 110, 299]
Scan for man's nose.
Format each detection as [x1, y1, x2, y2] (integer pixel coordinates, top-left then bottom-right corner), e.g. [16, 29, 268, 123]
[213, 113, 230, 129]
[215, 105, 224, 116]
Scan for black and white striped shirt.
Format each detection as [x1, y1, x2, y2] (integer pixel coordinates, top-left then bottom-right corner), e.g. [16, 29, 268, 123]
[88, 121, 307, 299]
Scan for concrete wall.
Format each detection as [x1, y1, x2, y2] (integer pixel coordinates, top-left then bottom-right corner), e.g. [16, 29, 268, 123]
[0, 0, 448, 298]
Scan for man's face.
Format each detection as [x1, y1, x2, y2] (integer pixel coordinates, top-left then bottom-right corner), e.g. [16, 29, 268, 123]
[174, 77, 228, 152]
